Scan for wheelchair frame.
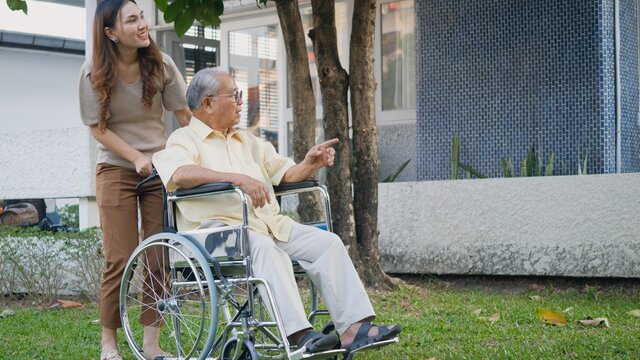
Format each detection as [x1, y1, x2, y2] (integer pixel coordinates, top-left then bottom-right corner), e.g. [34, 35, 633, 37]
[119, 178, 345, 360]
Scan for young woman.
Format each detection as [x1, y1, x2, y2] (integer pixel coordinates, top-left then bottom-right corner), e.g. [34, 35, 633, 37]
[78, 1, 190, 359]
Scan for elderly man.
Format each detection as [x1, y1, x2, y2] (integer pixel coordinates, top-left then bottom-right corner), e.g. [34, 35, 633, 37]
[153, 68, 401, 354]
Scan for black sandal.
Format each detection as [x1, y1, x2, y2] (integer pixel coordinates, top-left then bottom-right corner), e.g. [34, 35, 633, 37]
[298, 330, 340, 353]
[342, 322, 402, 353]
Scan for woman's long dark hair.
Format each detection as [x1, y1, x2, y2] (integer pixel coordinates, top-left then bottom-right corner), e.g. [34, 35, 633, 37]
[91, 0, 164, 132]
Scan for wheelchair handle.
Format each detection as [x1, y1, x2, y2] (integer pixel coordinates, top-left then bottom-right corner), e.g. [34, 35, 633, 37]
[135, 168, 159, 195]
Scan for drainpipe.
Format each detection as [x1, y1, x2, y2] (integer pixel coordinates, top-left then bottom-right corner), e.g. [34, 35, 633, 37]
[615, 0, 622, 173]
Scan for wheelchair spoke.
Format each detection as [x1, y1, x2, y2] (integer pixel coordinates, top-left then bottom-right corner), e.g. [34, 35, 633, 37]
[120, 237, 217, 360]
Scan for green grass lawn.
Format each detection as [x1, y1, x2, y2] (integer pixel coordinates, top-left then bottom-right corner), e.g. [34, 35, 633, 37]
[1, 277, 639, 359]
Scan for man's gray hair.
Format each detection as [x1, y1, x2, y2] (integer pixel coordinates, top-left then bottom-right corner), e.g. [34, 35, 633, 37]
[187, 67, 228, 111]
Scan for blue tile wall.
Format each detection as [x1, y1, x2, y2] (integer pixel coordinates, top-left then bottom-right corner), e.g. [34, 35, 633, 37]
[416, 0, 640, 180]
[620, 0, 640, 171]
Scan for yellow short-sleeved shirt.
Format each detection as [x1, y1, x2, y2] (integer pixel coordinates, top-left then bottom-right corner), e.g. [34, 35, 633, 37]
[153, 117, 296, 242]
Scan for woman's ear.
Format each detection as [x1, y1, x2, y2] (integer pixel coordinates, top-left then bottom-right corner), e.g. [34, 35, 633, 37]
[104, 27, 117, 42]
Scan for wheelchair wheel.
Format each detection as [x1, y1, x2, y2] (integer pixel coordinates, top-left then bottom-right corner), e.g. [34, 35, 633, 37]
[120, 233, 218, 360]
[215, 283, 286, 359]
[221, 338, 258, 360]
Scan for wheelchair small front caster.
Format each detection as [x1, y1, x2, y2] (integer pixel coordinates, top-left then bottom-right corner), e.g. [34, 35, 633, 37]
[221, 338, 258, 360]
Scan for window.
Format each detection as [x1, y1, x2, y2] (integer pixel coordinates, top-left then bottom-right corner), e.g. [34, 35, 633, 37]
[229, 25, 280, 148]
[156, 24, 220, 133]
[380, 0, 415, 111]
[181, 25, 220, 84]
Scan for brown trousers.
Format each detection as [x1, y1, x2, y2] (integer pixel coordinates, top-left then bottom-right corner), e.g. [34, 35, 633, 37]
[96, 163, 164, 329]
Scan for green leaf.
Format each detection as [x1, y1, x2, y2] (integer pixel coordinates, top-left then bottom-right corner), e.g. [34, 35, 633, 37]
[163, 0, 185, 23]
[6, 0, 28, 14]
[501, 157, 514, 177]
[526, 145, 536, 177]
[520, 158, 527, 177]
[545, 151, 554, 176]
[459, 162, 486, 179]
[174, 10, 195, 38]
[450, 134, 460, 180]
[582, 146, 589, 175]
[155, 0, 169, 12]
[212, 0, 224, 15]
[383, 159, 411, 183]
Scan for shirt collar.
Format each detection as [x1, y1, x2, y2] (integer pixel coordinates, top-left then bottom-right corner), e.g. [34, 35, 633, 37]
[189, 116, 243, 142]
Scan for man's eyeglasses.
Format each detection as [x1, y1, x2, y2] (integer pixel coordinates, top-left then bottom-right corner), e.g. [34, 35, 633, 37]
[206, 90, 243, 104]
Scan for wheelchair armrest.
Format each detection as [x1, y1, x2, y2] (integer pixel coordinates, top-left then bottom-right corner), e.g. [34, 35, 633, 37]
[273, 180, 321, 194]
[174, 182, 235, 197]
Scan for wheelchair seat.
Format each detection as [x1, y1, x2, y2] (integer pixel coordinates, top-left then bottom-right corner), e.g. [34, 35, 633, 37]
[119, 177, 355, 360]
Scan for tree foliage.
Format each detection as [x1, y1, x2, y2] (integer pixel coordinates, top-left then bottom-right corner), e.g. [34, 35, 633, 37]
[6, 0, 28, 14]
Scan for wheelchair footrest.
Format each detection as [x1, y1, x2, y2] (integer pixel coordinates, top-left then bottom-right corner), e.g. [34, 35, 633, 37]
[343, 337, 399, 360]
[290, 348, 346, 360]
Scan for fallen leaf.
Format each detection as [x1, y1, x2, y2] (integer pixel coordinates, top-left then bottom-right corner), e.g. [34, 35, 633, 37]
[427, 358, 436, 360]
[627, 309, 640, 318]
[564, 306, 574, 314]
[536, 308, 567, 326]
[481, 339, 498, 348]
[0, 309, 16, 318]
[56, 300, 83, 309]
[530, 295, 543, 302]
[472, 308, 483, 315]
[479, 312, 500, 322]
[577, 318, 610, 327]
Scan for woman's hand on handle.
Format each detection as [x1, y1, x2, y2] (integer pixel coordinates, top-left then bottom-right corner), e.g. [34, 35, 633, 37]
[134, 155, 153, 177]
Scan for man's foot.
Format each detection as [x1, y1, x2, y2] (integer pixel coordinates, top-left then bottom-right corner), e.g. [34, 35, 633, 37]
[340, 322, 402, 352]
[297, 330, 340, 353]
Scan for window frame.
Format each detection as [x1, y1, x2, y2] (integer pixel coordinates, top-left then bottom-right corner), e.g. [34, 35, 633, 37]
[375, 0, 417, 125]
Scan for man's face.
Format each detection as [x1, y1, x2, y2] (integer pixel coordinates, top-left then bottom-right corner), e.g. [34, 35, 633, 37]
[211, 75, 243, 129]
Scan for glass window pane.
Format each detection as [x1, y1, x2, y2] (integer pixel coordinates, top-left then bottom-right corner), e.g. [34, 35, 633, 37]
[381, 0, 416, 111]
[229, 25, 280, 149]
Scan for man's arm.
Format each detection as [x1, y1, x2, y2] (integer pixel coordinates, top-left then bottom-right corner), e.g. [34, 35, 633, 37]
[281, 138, 339, 183]
[172, 165, 271, 208]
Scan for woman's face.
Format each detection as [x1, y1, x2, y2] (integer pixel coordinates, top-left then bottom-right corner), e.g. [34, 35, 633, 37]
[107, 1, 149, 49]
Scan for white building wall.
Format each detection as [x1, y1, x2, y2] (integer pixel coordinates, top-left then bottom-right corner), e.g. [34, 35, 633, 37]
[0, 46, 98, 227]
[0, 47, 85, 133]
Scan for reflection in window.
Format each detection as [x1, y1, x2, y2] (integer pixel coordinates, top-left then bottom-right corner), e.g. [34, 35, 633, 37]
[229, 25, 279, 148]
[381, 0, 415, 110]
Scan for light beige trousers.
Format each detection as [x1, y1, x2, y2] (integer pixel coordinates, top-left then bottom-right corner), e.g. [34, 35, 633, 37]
[249, 223, 375, 336]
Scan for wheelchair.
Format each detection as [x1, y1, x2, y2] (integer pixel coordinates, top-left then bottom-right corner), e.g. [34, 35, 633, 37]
[119, 173, 398, 360]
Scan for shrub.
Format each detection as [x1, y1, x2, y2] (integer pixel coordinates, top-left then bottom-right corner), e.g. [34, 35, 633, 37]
[0, 226, 103, 303]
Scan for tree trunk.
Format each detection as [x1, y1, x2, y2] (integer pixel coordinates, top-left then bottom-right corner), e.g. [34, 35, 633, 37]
[349, 0, 395, 289]
[309, 0, 357, 249]
[275, 0, 322, 222]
